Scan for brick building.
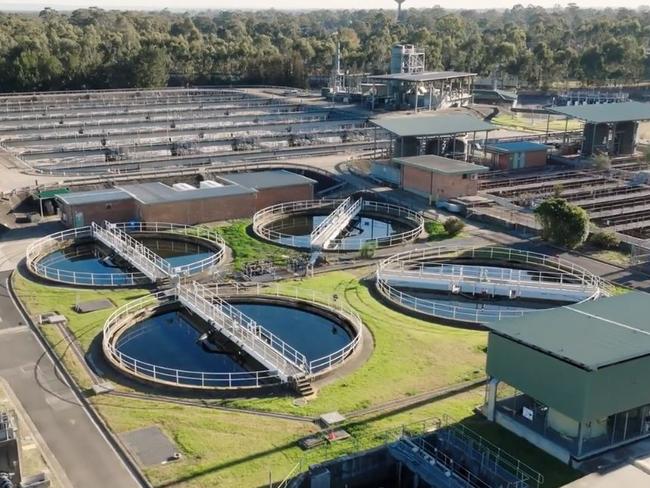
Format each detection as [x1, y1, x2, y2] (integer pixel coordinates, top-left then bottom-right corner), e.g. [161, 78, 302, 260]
[484, 141, 549, 170]
[57, 170, 315, 227]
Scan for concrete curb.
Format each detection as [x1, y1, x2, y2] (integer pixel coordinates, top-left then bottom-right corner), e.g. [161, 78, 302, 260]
[0, 376, 74, 488]
[7, 271, 153, 488]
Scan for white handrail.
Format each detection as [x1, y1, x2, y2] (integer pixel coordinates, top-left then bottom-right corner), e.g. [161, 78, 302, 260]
[375, 246, 606, 325]
[175, 282, 309, 379]
[102, 292, 281, 389]
[253, 199, 424, 251]
[26, 222, 225, 286]
[212, 283, 363, 377]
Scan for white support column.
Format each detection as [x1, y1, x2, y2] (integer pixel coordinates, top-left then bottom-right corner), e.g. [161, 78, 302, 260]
[486, 377, 499, 421]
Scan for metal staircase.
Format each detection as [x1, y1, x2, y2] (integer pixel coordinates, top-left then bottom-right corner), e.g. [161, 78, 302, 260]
[310, 197, 362, 250]
[91, 221, 173, 282]
[175, 281, 309, 381]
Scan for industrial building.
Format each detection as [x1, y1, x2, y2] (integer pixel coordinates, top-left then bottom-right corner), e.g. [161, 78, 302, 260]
[327, 43, 476, 112]
[547, 101, 650, 158]
[392, 155, 487, 201]
[483, 141, 549, 170]
[484, 291, 650, 465]
[371, 113, 497, 159]
[56, 170, 315, 226]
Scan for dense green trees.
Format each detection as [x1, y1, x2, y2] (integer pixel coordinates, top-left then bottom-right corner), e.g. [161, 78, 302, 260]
[535, 198, 590, 249]
[0, 6, 648, 92]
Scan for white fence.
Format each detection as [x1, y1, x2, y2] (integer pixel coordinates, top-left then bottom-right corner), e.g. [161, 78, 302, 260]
[253, 199, 424, 251]
[26, 222, 225, 287]
[376, 246, 607, 324]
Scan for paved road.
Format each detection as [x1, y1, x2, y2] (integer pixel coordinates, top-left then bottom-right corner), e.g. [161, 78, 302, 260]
[0, 267, 141, 487]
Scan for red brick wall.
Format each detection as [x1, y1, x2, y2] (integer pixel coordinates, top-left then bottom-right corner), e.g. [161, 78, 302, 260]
[524, 150, 547, 168]
[401, 165, 479, 200]
[61, 199, 137, 227]
[253, 184, 314, 210]
[137, 194, 256, 225]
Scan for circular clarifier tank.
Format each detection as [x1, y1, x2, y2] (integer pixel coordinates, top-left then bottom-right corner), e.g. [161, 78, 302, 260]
[253, 199, 423, 251]
[103, 293, 363, 390]
[376, 247, 606, 327]
[27, 223, 225, 287]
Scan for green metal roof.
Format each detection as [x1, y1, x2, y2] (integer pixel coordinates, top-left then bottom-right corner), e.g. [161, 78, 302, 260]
[371, 113, 496, 137]
[36, 187, 70, 200]
[488, 291, 650, 371]
[393, 155, 488, 175]
[547, 101, 650, 124]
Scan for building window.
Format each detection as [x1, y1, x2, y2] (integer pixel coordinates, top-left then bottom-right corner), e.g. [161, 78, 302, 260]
[462, 173, 468, 179]
[105, 203, 112, 210]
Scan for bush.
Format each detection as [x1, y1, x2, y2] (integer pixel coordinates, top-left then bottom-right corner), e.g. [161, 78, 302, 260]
[424, 220, 446, 240]
[359, 241, 377, 259]
[443, 217, 465, 236]
[534, 197, 590, 249]
[593, 153, 611, 170]
[589, 228, 621, 250]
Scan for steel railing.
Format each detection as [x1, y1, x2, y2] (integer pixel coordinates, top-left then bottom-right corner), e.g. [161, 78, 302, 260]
[26, 222, 225, 286]
[102, 291, 282, 388]
[375, 246, 607, 324]
[253, 199, 424, 251]
[176, 282, 309, 379]
[310, 196, 363, 249]
[211, 282, 364, 377]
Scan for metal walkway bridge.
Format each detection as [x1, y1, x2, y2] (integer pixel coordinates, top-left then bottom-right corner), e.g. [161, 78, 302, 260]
[91, 221, 173, 282]
[91, 221, 309, 381]
[379, 264, 600, 302]
[175, 282, 308, 381]
[310, 196, 362, 250]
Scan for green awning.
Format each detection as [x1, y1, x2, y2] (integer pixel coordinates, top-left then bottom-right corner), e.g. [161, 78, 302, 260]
[36, 188, 70, 200]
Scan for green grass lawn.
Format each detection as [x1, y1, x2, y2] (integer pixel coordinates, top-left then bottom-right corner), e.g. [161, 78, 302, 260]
[212, 220, 303, 271]
[224, 269, 487, 415]
[492, 113, 583, 133]
[13, 270, 578, 487]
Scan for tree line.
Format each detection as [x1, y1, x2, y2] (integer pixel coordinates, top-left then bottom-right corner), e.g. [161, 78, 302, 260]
[0, 5, 649, 92]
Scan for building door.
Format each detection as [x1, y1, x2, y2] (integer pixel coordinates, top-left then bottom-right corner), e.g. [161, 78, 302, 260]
[73, 211, 84, 227]
[512, 152, 525, 169]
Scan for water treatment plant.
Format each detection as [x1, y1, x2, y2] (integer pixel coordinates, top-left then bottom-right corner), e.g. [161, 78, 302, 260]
[1, 12, 650, 487]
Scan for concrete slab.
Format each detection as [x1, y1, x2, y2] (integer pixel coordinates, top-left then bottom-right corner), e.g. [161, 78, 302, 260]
[120, 426, 179, 467]
[562, 464, 650, 487]
[74, 299, 113, 313]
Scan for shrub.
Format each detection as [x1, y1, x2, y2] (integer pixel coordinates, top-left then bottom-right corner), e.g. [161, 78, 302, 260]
[443, 217, 465, 236]
[589, 228, 621, 250]
[424, 220, 446, 240]
[359, 241, 377, 259]
[593, 153, 611, 170]
[534, 197, 589, 249]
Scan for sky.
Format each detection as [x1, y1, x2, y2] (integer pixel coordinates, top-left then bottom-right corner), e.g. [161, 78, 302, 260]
[0, 0, 648, 11]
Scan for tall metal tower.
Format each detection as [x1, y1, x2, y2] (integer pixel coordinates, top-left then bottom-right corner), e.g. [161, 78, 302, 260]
[395, 0, 405, 22]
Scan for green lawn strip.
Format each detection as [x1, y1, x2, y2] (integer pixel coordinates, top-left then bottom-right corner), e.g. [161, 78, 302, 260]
[224, 270, 487, 416]
[90, 393, 317, 488]
[212, 220, 302, 271]
[492, 113, 583, 133]
[39, 323, 95, 391]
[586, 249, 631, 267]
[13, 273, 149, 351]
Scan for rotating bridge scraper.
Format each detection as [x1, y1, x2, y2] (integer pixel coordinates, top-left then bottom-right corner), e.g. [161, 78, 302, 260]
[310, 197, 363, 251]
[91, 221, 310, 384]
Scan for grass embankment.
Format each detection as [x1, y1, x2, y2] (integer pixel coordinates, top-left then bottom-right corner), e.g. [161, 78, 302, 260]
[13, 270, 578, 487]
[225, 269, 487, 415]
[492, 113, 583, 133]
[12, 272, 149, 390]
[213, 220, 302, 271]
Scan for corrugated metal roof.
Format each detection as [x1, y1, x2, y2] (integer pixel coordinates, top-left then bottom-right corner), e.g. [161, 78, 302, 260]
[56, 188, 132, 205]
[485, 141, 550, 154]
[547, 101, 650, 123]
[372, 113, 496, 137]
[368, 71, 476, 82]
[393, 155, 488, 175]
[222, 170, 316, 189]
[118, 182, 254, 204]
[488, 291, 650, 370]
[37, 188, 70, 200]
